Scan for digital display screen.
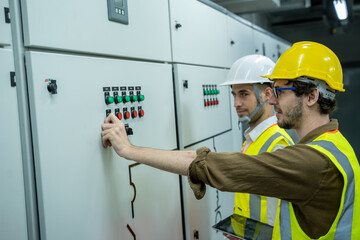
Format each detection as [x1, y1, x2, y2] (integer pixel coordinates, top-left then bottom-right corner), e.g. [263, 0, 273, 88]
[212, 214, 273, 240]
[115, 0, 124, 7]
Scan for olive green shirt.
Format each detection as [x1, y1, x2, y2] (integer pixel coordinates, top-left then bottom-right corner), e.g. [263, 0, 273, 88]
[188, 119, 343, 239]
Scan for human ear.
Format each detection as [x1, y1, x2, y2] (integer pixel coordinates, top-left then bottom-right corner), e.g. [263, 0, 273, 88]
[307, 88, 319, 107]
[263, 87, 273, 101]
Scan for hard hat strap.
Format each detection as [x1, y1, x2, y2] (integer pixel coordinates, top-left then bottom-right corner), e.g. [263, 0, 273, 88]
[296, 77, 336, 100]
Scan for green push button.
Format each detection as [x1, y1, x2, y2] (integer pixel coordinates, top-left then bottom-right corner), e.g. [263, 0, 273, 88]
[116, 96, 123, 103]
[139, 95, 145, 101]
[125, 96, 131, 103]
[105, 96, 114, 104]
[132, 95, 138, 102]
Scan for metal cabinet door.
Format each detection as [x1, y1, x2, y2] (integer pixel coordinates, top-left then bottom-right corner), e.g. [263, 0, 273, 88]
[174, 64, 231, 147]
[0, 49, 28, 240]
[0, 0, 11, 46]
[227, 16, 254, 67]
[25, 51, 181, 240]
[169, 0, 228, 68]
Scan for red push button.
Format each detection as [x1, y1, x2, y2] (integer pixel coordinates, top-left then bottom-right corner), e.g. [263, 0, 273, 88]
[139, 109, 144, 117]
[117, 112, 123, 120]
[124, 111, 130, 120]
[132, 110, 138, 118]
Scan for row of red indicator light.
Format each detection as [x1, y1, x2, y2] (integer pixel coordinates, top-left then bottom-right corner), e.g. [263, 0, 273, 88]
[204, 99, 219, 107]
[115, 108, 144, 120]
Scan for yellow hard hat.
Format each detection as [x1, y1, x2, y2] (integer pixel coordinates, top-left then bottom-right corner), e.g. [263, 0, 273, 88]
[262, 41, 345, 92]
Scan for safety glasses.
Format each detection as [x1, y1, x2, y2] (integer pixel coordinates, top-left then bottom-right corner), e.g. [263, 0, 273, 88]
[272, 87, 296, 98]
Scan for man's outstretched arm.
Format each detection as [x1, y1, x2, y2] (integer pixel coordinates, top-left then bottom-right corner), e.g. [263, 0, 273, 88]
[101, 113, 196, 176]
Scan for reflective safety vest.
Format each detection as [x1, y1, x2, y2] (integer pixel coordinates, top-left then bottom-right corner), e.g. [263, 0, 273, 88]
[273, 129, 360, 239]
[234, 123, 294, 226]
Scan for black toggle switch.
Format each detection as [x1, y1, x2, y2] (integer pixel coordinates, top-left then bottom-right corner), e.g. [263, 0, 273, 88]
[125, 124, 133, 136]
[47, 79, 57, 94]
[193, 230, 199, 239]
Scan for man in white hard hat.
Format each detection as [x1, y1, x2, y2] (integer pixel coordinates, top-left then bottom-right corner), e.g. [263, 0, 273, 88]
[220, 55, 294, 232]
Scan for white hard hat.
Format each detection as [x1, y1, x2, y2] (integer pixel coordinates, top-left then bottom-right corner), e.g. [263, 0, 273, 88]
[220, 54, 275, 86]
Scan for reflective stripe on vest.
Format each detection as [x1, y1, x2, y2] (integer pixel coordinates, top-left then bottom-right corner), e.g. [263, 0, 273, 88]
[308, 140, 354, 239]
[276, 132, 358, 239]
[259, 132, 293, 153]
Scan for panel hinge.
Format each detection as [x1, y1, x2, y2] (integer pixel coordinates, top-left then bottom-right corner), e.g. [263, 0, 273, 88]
[4, 7, 10, 23]
[10, 71, 16, 87]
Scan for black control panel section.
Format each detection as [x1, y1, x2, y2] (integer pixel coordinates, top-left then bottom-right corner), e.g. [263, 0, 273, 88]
[203, 84, 220, 108]
[103, 86, 145, 136]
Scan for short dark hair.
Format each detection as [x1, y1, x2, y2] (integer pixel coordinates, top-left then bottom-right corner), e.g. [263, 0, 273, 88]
[256, 82, 272, 93]
[292, 80, 337, 115]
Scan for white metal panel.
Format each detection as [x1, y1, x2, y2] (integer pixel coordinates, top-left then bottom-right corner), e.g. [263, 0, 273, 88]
[0, 0, 11, 46]
[253, 30, 290, 63]
[277, 41, 292, 59]
[253, 30, 268, 56]
[264, 35, 280, 63]
[169, 0, 228, 68]
[226, 17, 254, 67]
[0, 49, 28, 240]
[25, 51, 181, 240]
[20, 0, 172, 62]
[174, 64, 231, 147]
[182, 138, 234, 240]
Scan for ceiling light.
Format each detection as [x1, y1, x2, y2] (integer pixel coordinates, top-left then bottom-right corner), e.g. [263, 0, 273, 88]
[333, 0, 348, 20]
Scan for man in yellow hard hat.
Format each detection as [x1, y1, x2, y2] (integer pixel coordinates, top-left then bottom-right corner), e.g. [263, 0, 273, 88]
[101, 41, 360, 239]
[220, 54, 294, 229]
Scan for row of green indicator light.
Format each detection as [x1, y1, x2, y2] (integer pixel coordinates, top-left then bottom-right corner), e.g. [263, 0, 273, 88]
[106, 94, 145, 104]
[204, 89, 220, 95]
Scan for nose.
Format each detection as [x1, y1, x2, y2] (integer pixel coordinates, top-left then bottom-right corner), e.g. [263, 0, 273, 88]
[233, 96, 242, 108]
[268, 93, 278, 106]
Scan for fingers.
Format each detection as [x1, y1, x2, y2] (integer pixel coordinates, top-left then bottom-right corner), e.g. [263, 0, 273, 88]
[102, 131, 112, 148]
[104, 113, 120, 124]
[101, 120, 125, 148]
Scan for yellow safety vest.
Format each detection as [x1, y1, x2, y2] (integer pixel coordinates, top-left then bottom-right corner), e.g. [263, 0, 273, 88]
[234, 123, 294, 225]
[272, 129, 360, 239]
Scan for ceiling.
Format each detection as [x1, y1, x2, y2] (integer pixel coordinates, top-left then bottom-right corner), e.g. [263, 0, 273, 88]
[211, 0, 360, 67]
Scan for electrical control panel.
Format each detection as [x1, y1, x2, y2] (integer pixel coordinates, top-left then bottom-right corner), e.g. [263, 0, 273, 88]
[107, 0, 129, 24]
[25, 51, 182, 240]
[20, 0, 172, 62]
[174, 64, 231, 147]
[182, 136, 235, 240]
[0, 0, 11, 46]
[0, 49, 28, 239]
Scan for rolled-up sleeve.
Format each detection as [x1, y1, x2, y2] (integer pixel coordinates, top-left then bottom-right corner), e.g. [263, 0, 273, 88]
[187, 147, 209, 199]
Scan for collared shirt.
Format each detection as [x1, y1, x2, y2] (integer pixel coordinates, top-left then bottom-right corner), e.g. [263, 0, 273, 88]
[187, 119, 343, 239]
[243, 116, 279, 153]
